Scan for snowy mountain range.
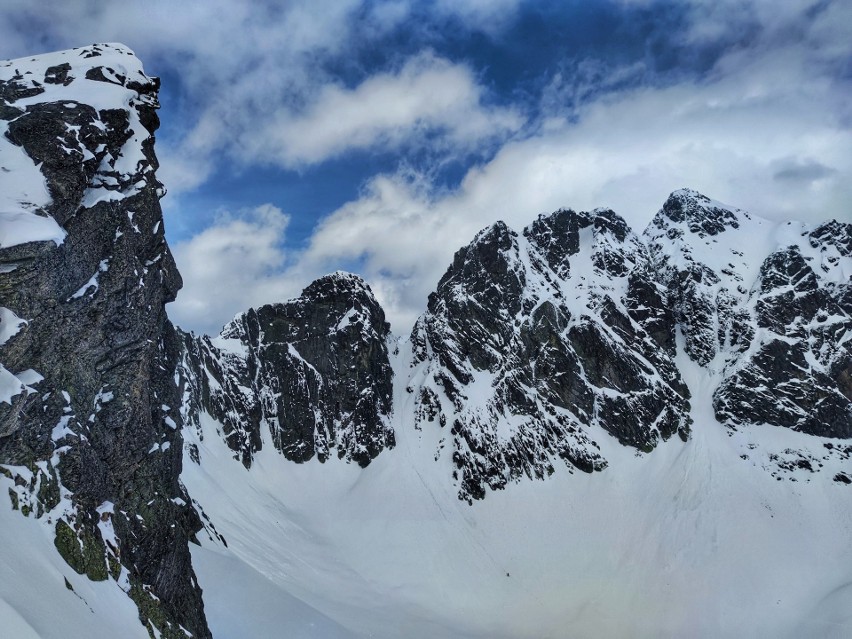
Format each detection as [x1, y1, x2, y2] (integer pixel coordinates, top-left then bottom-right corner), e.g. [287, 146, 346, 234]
[1, 44, 851, 639]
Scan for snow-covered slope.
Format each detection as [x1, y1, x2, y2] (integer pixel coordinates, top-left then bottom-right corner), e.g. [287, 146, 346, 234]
[3, 44, 851, 639]
[177, 190, 851, 638]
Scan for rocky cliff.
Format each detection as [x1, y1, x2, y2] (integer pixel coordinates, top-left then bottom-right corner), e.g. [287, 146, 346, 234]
[407, 209, 691, 501]
[0, 44, 209, 639]
[178, 272, 396, 469]
[2, 43, 851, 639]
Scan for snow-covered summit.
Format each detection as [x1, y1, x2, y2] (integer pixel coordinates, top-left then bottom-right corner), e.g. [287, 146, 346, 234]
[0, 43, 151, 98]
[408, 205, 691, 500]
[645, 188, 774, 291]
[644, 188, 852, 445]
[0, 43, 161, 250]
[654, 187, 748, 233]
[180, 270, 395, 469]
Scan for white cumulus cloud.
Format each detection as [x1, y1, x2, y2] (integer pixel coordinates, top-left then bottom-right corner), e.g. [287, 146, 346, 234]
[273, 11, 852, 335]
[242, 53, 524, 167]
[168, 204, 297, 334]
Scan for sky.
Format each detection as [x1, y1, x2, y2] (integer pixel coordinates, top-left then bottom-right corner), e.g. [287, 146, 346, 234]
[1, 0, 850, 335]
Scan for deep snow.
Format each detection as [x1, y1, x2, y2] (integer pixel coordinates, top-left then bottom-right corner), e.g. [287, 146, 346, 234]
[180, 333, 852, 638]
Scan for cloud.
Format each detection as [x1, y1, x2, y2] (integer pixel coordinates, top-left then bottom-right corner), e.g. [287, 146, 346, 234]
[0, 0, 530, 196]
[0, 18, 512, 206]
[274, 2, 852, 335]
[616, 0, 823, 48]
[241, 53, 523, 167]
[167, 204, 297, 334]
[772, 158, 837, 184]
[433, 0, 523, 33]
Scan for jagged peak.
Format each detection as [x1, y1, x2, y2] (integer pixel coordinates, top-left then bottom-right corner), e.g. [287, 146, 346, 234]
[521, 205, 641, 284]
[469, 219, 517, 246]
[525, 206, 632, 242]
[220, 271, 387, 341]
[529, 207, 575, 224]
[302, 270, 377, 299]
[523, 209, 581, 272]
[1, 41, 165, 237]
[525, 207, 578, 234]
[586, 207, 631, 242]
[643, 190, 852, 289]
[1, 42, 156, 100]
[650, 188, 751, 238]
[670, 186, 703, 199]
[433, 220, 521, 293]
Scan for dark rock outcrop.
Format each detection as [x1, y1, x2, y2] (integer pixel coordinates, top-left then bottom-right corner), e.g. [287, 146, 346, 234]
[0, 44, 209, 639]
[410, 208, 692, 501]
[179, 272, 396, 468]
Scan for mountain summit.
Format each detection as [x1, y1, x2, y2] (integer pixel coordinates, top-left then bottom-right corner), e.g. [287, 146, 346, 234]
[1, 45, 851, 639]
[646, 188, 852, 440]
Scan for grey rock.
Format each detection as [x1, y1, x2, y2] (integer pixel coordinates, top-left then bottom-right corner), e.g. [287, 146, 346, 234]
[411, 208, 691, 501]
[179, 272, 396, 469]
[0, 44, 210, 639]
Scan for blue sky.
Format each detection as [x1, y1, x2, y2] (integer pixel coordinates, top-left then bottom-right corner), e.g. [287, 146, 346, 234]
[2, 0, 850, 334]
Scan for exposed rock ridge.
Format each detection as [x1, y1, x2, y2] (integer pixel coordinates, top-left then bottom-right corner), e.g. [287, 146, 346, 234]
[176, 186, 850, 503]
[178, 271, 396, 468]
[181, 190, 849, 502]
[408, 207, 692, 501]
[645, 188, 852, 439]
[0, 44, 209, 638]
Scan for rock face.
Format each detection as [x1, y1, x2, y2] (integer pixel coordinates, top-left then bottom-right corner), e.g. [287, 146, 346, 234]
[0, 45, 209, 638]
[644, 189, 757, 367]
[178, 272, 395, 468]
[178, 190, 849, 503]
[645, 189, 852, 439]
[715, 223, 852, 437]
[3, 42, 850, 638]
[409, 209, 692, 501]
